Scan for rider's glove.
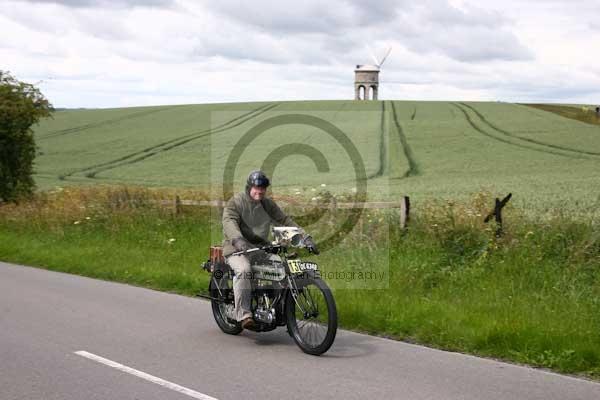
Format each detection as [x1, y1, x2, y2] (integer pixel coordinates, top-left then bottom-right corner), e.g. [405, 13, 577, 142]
[232, 237, 251, 252]
[304, 235, 320, 255]
[264, 246, 278, 254]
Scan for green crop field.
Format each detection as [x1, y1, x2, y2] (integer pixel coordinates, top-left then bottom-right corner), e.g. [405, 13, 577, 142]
[32, 100, 600, 216]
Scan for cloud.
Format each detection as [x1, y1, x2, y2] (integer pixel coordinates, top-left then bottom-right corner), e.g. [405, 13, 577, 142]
[203, 0, 417, 37]
[1, 0, 597, 107]
[204, 0, 531, 64]
[7, 0, 532, 66]
[4, 1, 138, 40]
[405, 25, 532, 62]
[13, 0, 175, 7]
[205, 1, 356, 35]
[389, 1, 533, 62]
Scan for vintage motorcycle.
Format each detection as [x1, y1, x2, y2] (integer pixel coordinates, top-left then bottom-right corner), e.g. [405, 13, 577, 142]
[202, 227, 337, 355]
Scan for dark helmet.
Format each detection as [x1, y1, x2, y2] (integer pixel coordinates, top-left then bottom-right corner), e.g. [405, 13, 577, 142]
[246, 170, 270, 190]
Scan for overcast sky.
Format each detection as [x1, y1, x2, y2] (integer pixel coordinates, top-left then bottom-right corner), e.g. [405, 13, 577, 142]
[1, 0, 599, 108]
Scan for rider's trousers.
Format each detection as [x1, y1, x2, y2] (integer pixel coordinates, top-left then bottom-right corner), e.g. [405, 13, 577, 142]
[227, 254, 253, 322]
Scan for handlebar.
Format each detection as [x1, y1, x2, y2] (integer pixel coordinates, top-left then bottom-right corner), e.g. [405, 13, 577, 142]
[228, 242, 318, 257]
[229, 244, 282, 257]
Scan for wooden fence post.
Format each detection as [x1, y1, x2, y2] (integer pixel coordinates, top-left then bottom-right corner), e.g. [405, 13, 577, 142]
[329, 196, 337, 226]
[484, 193, 512, 237]
[399, 196, 410, 229]
[174, 195, 182, 215]
[358, 213, 364, 235]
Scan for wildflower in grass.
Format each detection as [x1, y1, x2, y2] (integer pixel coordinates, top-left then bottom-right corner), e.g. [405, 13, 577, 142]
[74, 220, 81, 225]
[311, 197, 317, 201]
[85, 217, 91, 220]
[168, 238, 176, 244]
[321, 183, 326, 187]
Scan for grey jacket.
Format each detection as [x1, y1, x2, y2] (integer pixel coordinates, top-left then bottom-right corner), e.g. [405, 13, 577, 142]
[222, 192, 299, 256]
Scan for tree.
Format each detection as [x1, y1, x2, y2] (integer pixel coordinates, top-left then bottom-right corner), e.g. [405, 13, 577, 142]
[0, 71, 53, 202]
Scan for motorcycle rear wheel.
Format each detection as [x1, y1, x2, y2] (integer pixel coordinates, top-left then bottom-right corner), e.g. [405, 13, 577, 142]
[209, 278, 242, 335]
[286, 277, 337, 355]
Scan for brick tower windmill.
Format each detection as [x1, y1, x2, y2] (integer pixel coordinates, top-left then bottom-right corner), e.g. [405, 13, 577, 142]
[354, 47, 391, 100]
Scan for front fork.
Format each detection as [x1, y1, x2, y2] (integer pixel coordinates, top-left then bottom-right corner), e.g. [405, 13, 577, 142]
[287, 275, 311, 316]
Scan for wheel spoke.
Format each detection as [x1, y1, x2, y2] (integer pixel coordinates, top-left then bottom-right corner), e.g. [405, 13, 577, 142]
[297, 319, 309, 330]
[307, 322, 316, 346]
[291, 282, 332, 348]
[306, 288, 319, 313]
[313, 324, 323, 345]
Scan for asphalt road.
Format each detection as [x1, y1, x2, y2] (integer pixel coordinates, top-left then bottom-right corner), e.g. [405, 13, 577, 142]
[2, 261, 599, 400]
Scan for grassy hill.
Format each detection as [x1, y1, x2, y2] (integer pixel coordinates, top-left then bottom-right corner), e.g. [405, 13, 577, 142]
[32, 100, 600, 216]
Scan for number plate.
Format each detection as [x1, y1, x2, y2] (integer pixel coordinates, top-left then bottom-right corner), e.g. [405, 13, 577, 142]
[287, 260, 318, 274]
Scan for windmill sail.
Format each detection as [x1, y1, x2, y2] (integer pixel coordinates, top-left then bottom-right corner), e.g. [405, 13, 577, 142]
[366, 45, 393, 68]
[378, 46, 392, 67]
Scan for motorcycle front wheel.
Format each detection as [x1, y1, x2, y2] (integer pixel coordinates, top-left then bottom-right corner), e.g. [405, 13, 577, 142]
[209, 277, 242, 335]
[286, 277, 337, 355]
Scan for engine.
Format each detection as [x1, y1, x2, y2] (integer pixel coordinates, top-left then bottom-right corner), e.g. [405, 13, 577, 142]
[253, 293, 276, 324]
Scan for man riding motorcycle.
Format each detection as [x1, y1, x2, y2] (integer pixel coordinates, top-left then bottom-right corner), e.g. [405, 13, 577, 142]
[222, 170, 317, 330]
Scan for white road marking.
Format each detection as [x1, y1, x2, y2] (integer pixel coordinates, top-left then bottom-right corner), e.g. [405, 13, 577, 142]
[74, 350, 219, 400]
